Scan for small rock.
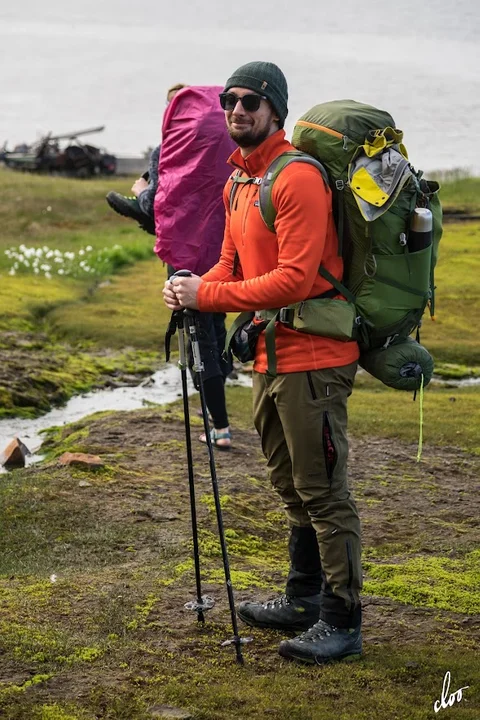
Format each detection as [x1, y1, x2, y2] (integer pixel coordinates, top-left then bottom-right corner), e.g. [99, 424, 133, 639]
[148, 706, 193, 719]
[1, 438, 31, 469]
[58, 452, 104, 469]
[140, 376, 155, 387]
[78, 480, 92, 487]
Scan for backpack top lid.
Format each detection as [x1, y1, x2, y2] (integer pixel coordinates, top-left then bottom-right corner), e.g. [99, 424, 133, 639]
[292, 99, 399, 175]
[154, 86, 236, 276]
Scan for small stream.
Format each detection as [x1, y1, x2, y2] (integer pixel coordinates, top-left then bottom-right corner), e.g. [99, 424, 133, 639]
[0, 365, 478, 473]
[0, 363, 252, 472]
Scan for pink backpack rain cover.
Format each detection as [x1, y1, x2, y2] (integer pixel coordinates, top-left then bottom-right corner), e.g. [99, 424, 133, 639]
[153, 86, 235, 276]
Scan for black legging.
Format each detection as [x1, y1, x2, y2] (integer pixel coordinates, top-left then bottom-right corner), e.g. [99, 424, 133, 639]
[188, 311, 232, 429]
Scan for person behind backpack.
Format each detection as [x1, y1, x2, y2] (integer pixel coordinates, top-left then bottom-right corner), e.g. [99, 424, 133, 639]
[108, 84, 234, 449]
[163, 61, 363, 664]
[157, 85, 236, 450]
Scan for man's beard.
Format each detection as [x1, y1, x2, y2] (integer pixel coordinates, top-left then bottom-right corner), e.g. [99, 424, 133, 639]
[228, 123, 271, 149]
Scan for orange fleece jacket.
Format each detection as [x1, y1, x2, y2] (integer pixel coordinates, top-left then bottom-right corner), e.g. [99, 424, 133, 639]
[197, 130, 359, 374]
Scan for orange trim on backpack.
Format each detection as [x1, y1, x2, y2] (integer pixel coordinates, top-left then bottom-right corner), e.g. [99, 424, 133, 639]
[296, 120, 344, 139]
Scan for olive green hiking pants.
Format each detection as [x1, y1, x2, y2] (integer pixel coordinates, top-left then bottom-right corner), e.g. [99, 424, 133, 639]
[252, 362, 362, 628]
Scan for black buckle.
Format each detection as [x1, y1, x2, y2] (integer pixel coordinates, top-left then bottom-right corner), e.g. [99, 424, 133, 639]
[278, 307, 294, 326]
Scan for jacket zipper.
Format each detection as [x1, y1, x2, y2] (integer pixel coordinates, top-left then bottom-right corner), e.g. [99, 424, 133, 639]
[242, 186, 258, 235]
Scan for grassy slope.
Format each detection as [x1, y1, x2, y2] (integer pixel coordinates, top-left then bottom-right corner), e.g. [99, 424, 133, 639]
[0, 169, 172, 416]
[439, 176, 480, 213]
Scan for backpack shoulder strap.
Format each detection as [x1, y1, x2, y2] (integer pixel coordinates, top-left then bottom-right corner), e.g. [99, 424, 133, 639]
[229, 168, 257, 212]
[259, 151, 329, 232]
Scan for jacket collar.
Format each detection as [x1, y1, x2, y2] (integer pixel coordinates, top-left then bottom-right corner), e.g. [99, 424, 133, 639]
[228, 130, 292, 177]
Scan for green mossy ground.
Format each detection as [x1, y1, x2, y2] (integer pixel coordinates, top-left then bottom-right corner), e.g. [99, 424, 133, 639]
[0, 171, 479, 718]
[0, 404, 479, 719]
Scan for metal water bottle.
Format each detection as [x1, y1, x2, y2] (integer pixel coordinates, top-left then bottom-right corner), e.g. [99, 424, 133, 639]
[408, 207, 433, 252]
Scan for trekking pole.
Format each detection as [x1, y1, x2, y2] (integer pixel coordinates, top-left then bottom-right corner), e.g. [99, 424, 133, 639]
[165, 277, 215, 624]
[184, 306, 252, 665]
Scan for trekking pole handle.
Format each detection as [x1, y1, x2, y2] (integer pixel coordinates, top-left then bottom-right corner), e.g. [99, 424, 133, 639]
[169, 269, 193, 279]
[166, 270, 194, 366]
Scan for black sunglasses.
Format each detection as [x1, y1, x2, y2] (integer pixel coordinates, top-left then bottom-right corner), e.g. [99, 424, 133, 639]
[219, 92, 267, 112]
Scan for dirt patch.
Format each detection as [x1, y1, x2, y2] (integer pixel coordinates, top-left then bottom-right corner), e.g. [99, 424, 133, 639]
[41, 407, 480, 647]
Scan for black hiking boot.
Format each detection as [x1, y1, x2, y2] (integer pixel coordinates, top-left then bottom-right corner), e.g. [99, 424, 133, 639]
[278, 618, 362, 664]
[106, 191, 155, 235]
[237, 594, 321, 632]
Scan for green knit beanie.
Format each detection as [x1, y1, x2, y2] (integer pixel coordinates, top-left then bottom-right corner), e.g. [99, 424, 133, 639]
[224, 61, 288, 128]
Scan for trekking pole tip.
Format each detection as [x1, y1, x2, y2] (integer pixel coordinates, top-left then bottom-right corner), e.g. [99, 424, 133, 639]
[221, 634, 253, 665]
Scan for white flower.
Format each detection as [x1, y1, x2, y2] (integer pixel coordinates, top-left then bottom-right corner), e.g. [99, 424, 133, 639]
[46, 206, 52, 212]
[79, 249, 85, 256]
[45, 272, 52, 279]
[46, 250, 54, 259]
[86, 245, 93, 252]
[50, 574, 57, 583]
[8, 268, 15, 276]
[58, 268, 64, 275]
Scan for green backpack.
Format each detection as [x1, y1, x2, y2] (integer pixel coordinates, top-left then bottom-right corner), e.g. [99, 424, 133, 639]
[228, 99, 442, 388]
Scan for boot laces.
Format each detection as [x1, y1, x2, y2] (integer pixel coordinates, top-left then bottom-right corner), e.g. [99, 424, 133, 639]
[262, 594, 292, 610]
[298, 619, 337, 642]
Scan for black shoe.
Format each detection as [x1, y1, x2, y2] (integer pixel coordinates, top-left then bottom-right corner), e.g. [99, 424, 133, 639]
[237, 594, 321, 632]
[279, 619, 362, 665]
[106, 191, 155, 235]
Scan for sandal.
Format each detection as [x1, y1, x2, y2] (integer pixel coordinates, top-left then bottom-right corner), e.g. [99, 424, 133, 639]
[199, 428, 232, 451]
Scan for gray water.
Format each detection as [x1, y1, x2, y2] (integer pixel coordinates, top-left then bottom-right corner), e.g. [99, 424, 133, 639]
[1, 0, 479, 173]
